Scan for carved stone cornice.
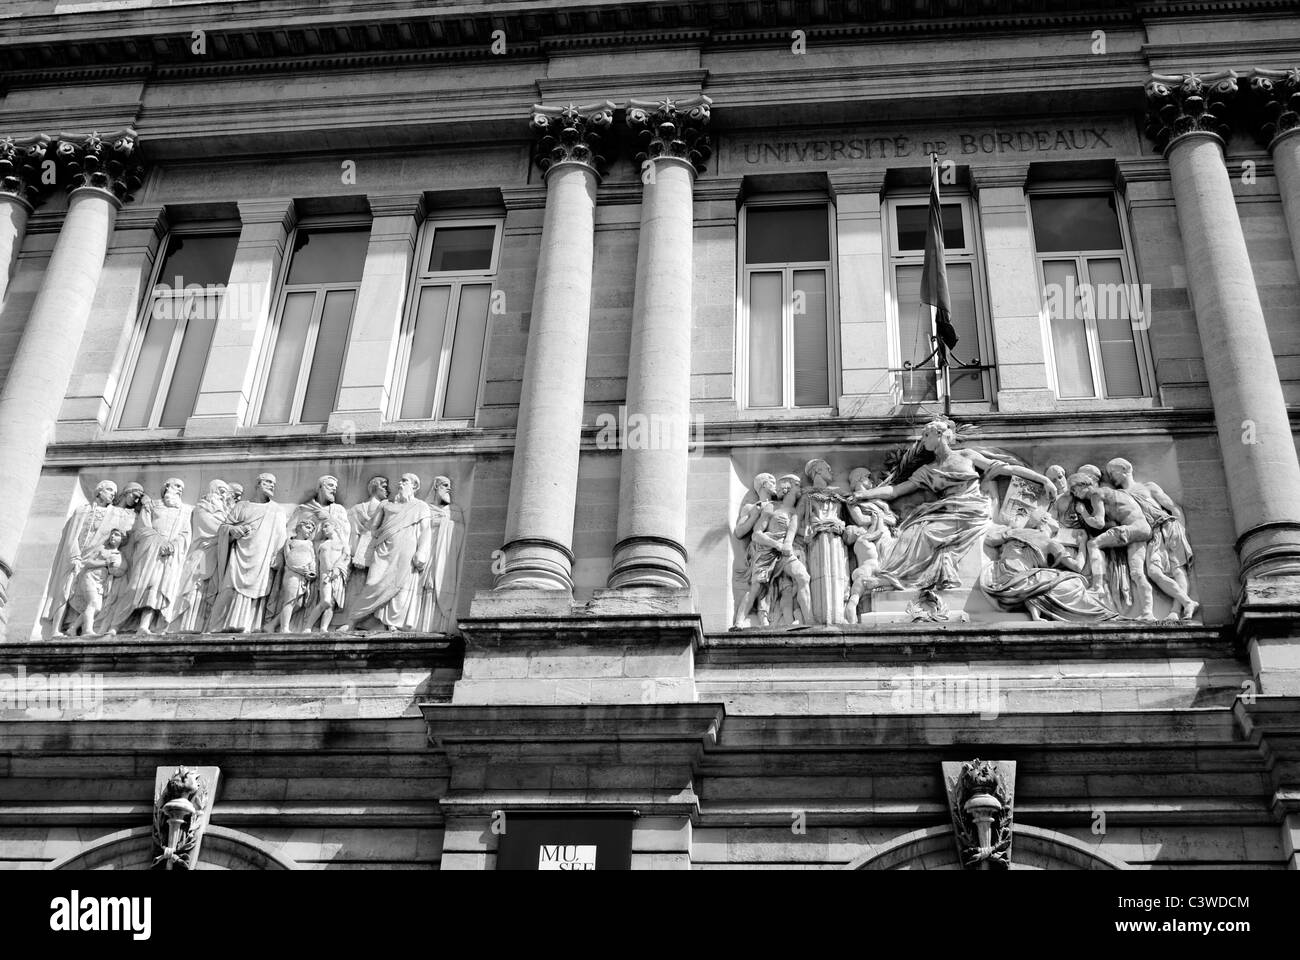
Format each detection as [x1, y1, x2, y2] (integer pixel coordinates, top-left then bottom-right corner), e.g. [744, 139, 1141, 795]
[529, 100, 616, 178]
[0, 134, 53, 210]
[53, 130, 144, 202]
[626, 94, 713, 175]
[1248, 67, 1300, 148]
[1144, 71, 1238, 154]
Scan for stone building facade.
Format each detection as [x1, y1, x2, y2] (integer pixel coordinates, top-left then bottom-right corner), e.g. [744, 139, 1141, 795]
[1, 0, 1299, 870]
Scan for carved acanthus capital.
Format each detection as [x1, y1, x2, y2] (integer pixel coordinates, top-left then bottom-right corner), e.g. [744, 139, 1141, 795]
[1247, 67, 1300, 146]
[530, 101, 616, 177]
[0, 134, 53, 209]
[1144, 71, 1238, 153]
[626, 94, 713, 174]
[54, 129, 144, 202]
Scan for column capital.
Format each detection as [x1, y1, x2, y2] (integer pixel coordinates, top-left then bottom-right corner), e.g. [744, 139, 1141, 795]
[236, 197, 297, 229]
[366, 191, 427, 221]
[1143, 71, 1238, 155]
[530, 100, 616, 178]
[626, 94, 713, 175]
[53, 129, 144, 203]
[0, 134, 53, 210]
[1247, 67, 1300, 149]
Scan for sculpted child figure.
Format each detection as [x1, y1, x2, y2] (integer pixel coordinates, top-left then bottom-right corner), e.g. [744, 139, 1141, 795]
[277, 517, 318, 633]
[305, 518, 349, 632]
[844, 467, 898, 624]
[66, 529, 129, 637]
[1069, 471, 1155, 621]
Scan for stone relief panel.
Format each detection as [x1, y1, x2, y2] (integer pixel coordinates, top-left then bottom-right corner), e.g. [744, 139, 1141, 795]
[36, 462, 472, 640]
[727, 419, 1202, 628]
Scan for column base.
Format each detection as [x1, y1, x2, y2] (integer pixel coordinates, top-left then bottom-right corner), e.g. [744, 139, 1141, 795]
[1237, 574, 1300, 695]
[1237, 523, 1300, 580]
[493, 538, 574, 592]
[608, 536, 689, 590]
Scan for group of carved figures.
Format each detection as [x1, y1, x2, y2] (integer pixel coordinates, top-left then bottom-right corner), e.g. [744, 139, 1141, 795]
[42, 472, 465, 638]
[733, 418, 1196, 628]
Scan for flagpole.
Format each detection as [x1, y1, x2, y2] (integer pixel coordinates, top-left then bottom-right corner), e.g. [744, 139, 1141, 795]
[929, 152, 952, 417]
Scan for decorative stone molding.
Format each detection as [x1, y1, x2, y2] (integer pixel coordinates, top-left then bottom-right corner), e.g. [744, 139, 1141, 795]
[626, 94, 713, 174]
[0, 134, 53, 209]
[1144, 71, 1238, 153]
[1248, 67, 1300, 146]
[943, 758, 1016, 870]
[151, 765, 220, 870]
[53, 129, 144, 202]
[529, 101, 616, 177]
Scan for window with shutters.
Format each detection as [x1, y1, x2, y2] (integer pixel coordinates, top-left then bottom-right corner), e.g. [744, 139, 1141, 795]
[1029, 189, 1152, 399]
[391, 218, 501, 422]
[883, 195, 993, 404]
[253, 222, 370, 425]
[114, 230, 239, 430]
[738, 200, 837, 410]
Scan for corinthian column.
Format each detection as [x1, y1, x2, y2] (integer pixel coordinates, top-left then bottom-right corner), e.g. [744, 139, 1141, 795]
[608, 96, 712, 590]
[496, 102, 614, 591]
[0, 135, 53, 304]
[1145, 74, 1300, 583]
[0, 130, 143, 630]
[1249, 68, 1300, 283]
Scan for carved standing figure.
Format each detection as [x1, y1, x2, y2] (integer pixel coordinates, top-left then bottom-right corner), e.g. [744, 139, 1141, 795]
[340, 473, 432, 632]
[42, 479, 122, 637]
[306, 518, 350, 632]
[207, 473, 289, 633]
[733, 472, 779, 627]
[345, 476, 389, 614]
[170, 479, 231, 634]
[114, 478, 193, 634]
[1068, 471, 1154, 621]
[798, 459, 851, 625]
[1104, 458, 1197, 620]
[859, 419, 1054, 594]
[276, 517, 318, 633]
[733, 474, 813, 629]
[287, 475, 351, 630]
[65, 528, 129, 636]
[844, 468, 898, 624]
[418, 476, 466, 634]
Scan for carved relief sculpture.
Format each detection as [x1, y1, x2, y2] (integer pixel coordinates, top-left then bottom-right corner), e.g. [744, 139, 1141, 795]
[42, 479, 123, 637]
[307, 518, 350, 632]
[418, 476, 465, 635]
[799, 459, 851, 625]
[151, 766, 212, 871]
[1105, 458, 1197, 620]
[277, 517, 318, 633]
[170, 479, 232, 634]
[340, 472, 432, 632]
[1068, 471, 1156, 621]
[288, 475, 352, 631]
[112, 478, 192, 635]
[732, 472, 779, 628]
[207, 473, 288, 633]
[944, 759, 1016, 870]
[65, 528, 129, 637]
[733, 473, 813, 629]
[345, 476, 389, 614]
[844, 467, 897, 624]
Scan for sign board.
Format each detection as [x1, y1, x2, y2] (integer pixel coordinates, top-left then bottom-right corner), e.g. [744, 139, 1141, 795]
[496, 813, 634, 871]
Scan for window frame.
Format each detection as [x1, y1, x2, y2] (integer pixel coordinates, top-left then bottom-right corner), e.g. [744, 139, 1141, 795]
[882, 192, 996, 407]
[110, 223, 241, 432]
[1027, 184, 1154, 401]
[736, 196, 840, 412]
[389, 216, 503, 424]
[250, 216, 371, 427]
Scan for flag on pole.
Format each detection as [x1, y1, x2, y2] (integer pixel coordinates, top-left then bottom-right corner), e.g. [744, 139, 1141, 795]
[920, 155, 959, 351]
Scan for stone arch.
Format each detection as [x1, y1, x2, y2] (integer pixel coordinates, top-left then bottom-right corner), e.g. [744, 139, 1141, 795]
[843, 823, 1129, 870]
[48, 825, 298, 870]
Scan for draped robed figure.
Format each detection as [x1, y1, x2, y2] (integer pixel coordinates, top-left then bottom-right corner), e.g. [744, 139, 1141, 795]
[344, 473, 432, 631]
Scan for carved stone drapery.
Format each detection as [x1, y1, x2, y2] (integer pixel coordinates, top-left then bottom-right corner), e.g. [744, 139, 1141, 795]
[0, 134, 53, 209]
[53, 129, 144, 201]
[625, 95, 713, 173]
[530, 101, 616, 177]
[1248, 67, 1300, 146]
[1144, 71, 1238, 153]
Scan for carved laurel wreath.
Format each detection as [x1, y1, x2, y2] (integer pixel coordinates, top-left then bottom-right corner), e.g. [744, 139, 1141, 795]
[151, 767, 208, 870]
[948, 758, 1013, 870]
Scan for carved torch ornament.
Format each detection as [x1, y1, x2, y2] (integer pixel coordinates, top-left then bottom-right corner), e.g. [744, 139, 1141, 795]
[151, 766, 209, 870]
[944, 758, 1016, 870]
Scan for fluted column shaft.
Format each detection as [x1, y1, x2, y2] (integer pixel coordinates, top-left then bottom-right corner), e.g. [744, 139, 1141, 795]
[1166, 131, 1300, 577]
[0, 186, 122, 626]
[497, 161, 599, 590]
[609, 157, 695, 588]
[1269, 128, 1300, 284]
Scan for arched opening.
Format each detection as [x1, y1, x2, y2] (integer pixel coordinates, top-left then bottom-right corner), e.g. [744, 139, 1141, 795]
[48, 825, 298, 871]
[844, 824, 1129, 870]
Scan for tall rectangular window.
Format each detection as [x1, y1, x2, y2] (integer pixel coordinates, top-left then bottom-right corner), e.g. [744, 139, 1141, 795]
[885, 197, 991, 403]
[1030, 191, 1149, 399]
[739, 202, 835, 409]
[116, 232, 239, 429]
[393, 219, 501, 421]
[255, 224, 369, 425]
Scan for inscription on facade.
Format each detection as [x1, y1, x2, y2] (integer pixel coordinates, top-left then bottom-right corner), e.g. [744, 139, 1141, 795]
[729, 125, 1119, 168]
